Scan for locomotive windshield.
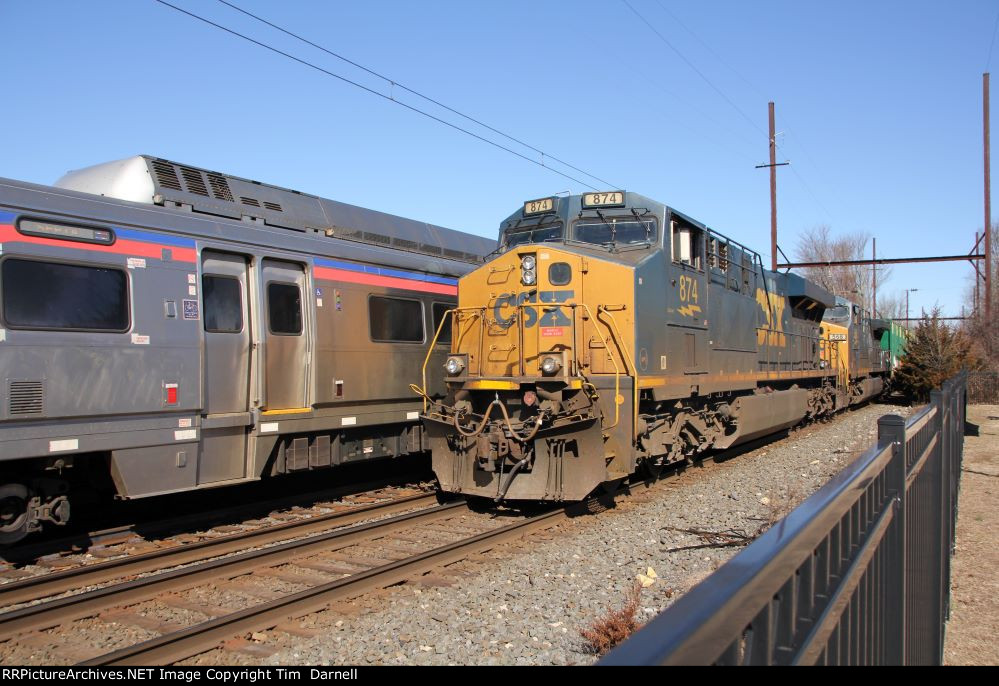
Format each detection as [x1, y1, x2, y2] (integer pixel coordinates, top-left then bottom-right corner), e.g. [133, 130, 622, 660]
[825, 305, 850, 322]
[503, 220, 563, 248]
[573, 217, 656, 246]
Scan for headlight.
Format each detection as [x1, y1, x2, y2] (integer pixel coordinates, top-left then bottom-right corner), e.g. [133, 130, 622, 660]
[540, 355, 561, 375]
[521, 254, 537, 285]
[444, 356, 465, 375]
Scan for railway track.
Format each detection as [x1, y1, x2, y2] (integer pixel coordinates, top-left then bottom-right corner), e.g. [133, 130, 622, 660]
[0, 404, 891, 666]
[0, 498, 568, 665]
[0, 472, 433, 569]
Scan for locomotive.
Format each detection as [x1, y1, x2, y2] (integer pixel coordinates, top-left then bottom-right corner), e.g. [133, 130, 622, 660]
[418, 191, 890, 502]
[0, 155, 493, 542]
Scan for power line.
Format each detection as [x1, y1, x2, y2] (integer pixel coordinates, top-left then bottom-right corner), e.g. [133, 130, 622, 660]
[641, 0, 838, 223]
[651, 0, 767, 102]
[214, 0, 617, 189]
[620, 0, 767, 138]
[988, 7, 999, 70]
[151, 0, 603, 191]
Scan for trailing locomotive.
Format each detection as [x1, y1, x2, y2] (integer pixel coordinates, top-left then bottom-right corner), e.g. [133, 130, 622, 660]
[0, 156, 493, 542]
[418, 191, 889, 502]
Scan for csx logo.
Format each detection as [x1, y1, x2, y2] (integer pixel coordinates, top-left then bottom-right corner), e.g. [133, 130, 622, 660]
[494, 290, 574, 329]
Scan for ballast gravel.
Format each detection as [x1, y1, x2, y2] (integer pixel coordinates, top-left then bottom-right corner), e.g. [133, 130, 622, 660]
[194, 402, 913, 666]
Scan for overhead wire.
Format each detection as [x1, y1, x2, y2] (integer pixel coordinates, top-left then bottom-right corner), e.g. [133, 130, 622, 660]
[213, 0, 618, 189]
[620, 0, 767, 138]
[987, 7, 999, 71]
[629, 0, 836, 222]
[151, 0, 607, 191]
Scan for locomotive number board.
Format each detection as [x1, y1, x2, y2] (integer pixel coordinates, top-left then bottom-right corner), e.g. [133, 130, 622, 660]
[523, 197, 556, 216]
[581, 191, 626, 208]
[829, 333, 848, 341]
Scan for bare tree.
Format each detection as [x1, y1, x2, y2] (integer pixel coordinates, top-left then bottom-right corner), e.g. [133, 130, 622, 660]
[962, 222, 998, 367]
[875, 291, 906, 320]
[793, 225, 890, 311]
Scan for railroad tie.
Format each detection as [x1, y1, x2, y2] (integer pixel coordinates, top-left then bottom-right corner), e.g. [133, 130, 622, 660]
[98, 607, 186, 635]
[157, 594, 233, 618]
[222, 637, 278, 657]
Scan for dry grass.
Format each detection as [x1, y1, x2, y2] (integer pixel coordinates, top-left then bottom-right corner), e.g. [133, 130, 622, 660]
[944, 405, 999, 665]
[580, 582, 643, 656]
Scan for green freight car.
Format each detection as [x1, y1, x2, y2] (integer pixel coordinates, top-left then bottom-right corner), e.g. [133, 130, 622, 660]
[880, 320, 908, 369]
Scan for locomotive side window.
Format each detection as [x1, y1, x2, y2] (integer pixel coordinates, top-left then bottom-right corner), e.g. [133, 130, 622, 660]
[1, 258, 128, 331]
[369, 296, 424, 342]
[671, 220, 703, 269]
[267, 282, 302, 335]
[203, 276, 243, 333]
[432, 303, 452, 344]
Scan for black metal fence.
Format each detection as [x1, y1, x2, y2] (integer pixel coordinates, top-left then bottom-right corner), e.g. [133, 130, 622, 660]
[601, 372, 967, 665]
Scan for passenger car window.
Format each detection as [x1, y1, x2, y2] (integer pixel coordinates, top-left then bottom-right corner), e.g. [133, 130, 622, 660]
[267, 282, 302, 335]
[204, 275, 243, 333]
[2, 258, 128, 331]
[432, 303, 452, 344]
[370, 296, 423, 342]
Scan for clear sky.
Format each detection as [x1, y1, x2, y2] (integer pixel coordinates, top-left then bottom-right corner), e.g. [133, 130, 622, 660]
[2, 0, 995, 318]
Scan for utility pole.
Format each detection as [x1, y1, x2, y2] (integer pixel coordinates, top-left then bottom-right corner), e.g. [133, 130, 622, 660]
[755, 102, 788, 271]
[769, 101, 777, 272]
[975, 231, 981, 313]
[872, 237, 877, 316]
[985, 73, 992, 322]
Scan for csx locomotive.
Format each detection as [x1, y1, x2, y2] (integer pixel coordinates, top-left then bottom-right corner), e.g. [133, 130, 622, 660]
[419, 191, 890, 502]
[0, 156, 493, 542]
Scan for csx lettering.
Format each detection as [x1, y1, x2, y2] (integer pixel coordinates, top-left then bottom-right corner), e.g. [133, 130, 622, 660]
[494, 290, 574, 329]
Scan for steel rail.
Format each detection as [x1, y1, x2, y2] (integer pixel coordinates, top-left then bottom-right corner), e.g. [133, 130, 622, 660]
[1, 473, 431, 565]
[0, 498, 455, 637]
[0, 492, 436, 608]
[81, 506, 567, 666]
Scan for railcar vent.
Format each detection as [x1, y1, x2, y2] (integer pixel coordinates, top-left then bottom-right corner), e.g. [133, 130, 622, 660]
[240, 197, 261, 207]
[263, 201, 283, 212]
[179, 167, 210, 197]
[363, 231, 392, 245]
[442, 248, 466, 260]
[151, 160, 183, 192]
[9, 381, 43, 416]
[419, 243, 444, 256]
[207, 174, 234, 202]
[394, 238, 418, 250]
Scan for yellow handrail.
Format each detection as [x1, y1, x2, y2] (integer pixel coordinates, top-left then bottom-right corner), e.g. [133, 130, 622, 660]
[598, 306, 639, 440]
[580, 303, 622, 430]
[415, 306, 481, 412]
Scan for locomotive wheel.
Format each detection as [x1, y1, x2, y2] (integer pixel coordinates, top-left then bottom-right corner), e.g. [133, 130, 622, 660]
[0, 483, 33, 545]
[639, 459, 664, 481]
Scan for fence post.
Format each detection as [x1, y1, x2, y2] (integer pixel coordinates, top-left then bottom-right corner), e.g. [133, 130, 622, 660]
[878, 413, 907, 665]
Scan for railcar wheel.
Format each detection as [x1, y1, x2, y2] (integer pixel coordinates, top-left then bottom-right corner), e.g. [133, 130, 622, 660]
[0, 484, 33, 545]
[639, 459, 664, 481]
[600, 477, 627, 496]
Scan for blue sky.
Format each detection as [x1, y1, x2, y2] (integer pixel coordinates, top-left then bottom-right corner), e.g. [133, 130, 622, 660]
[2, 0, 995, 318]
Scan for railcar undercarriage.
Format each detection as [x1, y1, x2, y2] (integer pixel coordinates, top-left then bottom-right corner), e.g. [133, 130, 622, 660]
[426, 375, 883, 504]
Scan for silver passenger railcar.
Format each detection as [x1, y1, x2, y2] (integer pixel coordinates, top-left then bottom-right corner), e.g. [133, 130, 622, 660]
[0, 156, 493, 542]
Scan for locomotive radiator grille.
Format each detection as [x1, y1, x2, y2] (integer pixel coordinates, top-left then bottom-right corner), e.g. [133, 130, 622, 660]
[9, 381, 44, 416]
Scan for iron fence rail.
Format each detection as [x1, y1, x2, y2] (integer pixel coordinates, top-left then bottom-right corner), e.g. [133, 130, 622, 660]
[600, 372, 966, 665]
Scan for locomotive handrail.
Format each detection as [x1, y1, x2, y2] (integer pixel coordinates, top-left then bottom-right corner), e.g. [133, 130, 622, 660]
[581, 303, 623, 431]
[416, 306, 483, 412]
[598, 305, 639, 441]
